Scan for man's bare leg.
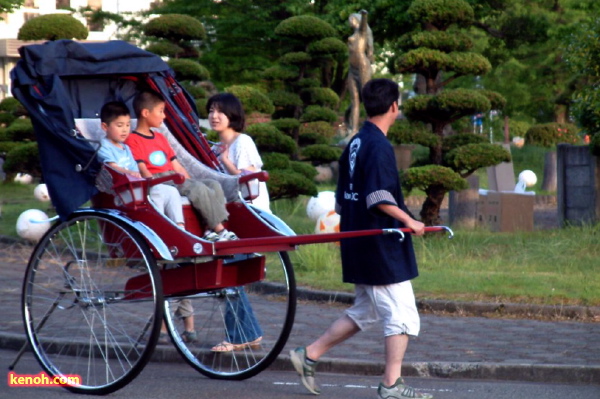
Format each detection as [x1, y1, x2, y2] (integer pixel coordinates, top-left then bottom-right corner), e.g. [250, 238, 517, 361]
[383, 333, 409, 386]
[305, 315, 360, 361]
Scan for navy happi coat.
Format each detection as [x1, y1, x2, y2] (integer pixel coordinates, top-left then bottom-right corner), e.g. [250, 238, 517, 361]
[336, 121, 419, 285]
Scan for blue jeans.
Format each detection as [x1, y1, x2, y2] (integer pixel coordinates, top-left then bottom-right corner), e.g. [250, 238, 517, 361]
[225, 287, 263, 344]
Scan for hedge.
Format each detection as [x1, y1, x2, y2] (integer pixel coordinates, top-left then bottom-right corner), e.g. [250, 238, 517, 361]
[144, 14, 206, 41]
[524, 122, 581, 147]
[18, 14, 88, 40]
[168, 59, 210, 81]
[300, 105, 338, 123]
[226, 86, 275, 115]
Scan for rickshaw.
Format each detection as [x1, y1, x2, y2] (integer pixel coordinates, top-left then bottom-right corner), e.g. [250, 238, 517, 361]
[9, 40, 451, 395]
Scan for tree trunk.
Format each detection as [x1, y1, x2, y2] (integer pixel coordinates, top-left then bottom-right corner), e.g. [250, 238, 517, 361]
[420, 185, 447, 226]
[413, 74, 427, 95]
[541, 151, 557, 192]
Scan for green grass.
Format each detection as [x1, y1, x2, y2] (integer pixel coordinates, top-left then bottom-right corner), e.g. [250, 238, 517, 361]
[272, 195, 600, 307]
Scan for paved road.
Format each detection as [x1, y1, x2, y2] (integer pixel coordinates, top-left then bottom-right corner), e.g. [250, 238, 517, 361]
[0, 239, 599, 386]
[3, 349, 600, 399]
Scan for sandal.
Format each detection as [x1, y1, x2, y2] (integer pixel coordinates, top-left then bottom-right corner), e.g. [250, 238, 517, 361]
[211, 337, 263, 352]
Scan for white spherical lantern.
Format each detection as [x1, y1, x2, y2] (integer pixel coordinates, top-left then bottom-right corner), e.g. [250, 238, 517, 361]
[33, 183, 51, 202]
[315, 210, 340, 234]
[306, 191, 336, 221]
[16, 209, 51, 242]
[518, 170, 537, 187]
[14, 173, 33, 184]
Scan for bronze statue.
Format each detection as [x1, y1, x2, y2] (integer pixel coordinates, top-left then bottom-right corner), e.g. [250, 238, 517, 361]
[344, 10, 373, 138]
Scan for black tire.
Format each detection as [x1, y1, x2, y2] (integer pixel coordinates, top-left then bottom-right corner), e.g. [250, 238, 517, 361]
[22, 212, 163, 395]
[164, 251, 296, 379]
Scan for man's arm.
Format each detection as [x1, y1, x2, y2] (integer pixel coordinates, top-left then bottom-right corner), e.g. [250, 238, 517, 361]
[376, 203, 425, 236]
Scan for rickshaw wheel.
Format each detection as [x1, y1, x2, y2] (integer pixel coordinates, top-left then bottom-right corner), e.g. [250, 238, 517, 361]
[22, 212, 164, 395]
[164, 251, 296, 380]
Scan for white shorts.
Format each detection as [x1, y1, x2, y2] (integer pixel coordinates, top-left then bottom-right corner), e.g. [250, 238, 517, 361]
[345, 282, 420, 337]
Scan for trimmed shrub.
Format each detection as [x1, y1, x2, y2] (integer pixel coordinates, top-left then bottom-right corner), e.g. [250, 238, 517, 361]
[246, 123, 297, 154]
[263, 152, 290, 170]
[0, 141, 20, 156]
[279, 52, 312, 65]
[524, 122, 581, 147]
[226, 85, 275, 115]
[268, 90, 303, 108]
[18, 14, 88, 40]
[168, 59, 210, 81]
[269, 118, 300, 135]
[300, 105, 338, 123]
[299, 131, 329, 146]
[267, 169, 318, 200]
[442, 133, 487, 152]
[299, 121, 335, 139]
[290, 161, 318, 179]
[247, 123, 281, 137]
[0, 97, 25, 114]
[508, 119, 531, 139]
[0, 113, 16, 127]
[144, 14, 206, 41]
[202, 128, 218, 143]
[300, 87, 339, 108]
[296, 78, 321, 89]
[407, 0, 474, 30]
[301, 144, 342, 164]
[146, 41, 184, 58]
[275, 16, 337, 40]
[478, 89, 507, 110]
[262, 65, 299, 81]
[445, 143, 511, 173]
[195, 99, 208, 119]
[401, 164, 468, 195]
[399, 31, 473, 52]
[6, 118, 35, 142]
[3, 142, 41, 178]
[180, 81, 207, 99]
[387, 119, 440, 147]
[307, 37, 347, 56]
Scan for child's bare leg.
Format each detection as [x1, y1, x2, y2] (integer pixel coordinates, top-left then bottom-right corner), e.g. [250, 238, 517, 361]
[183, 316, 195, 332]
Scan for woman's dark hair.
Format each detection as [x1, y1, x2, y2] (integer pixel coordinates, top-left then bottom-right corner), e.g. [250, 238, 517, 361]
[206, 93, 245, 132]
[361, 78, 399, 118]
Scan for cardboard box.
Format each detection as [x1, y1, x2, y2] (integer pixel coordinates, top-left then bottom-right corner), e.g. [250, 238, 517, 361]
[484, 191, 534, 232]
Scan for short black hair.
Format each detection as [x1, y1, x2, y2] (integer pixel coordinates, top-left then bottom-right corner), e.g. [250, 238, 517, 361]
[133, 91, 165, 118]
[100, 101, 130, 124]
[206, 93, 245, 132]
[361, 78, 399, 118]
